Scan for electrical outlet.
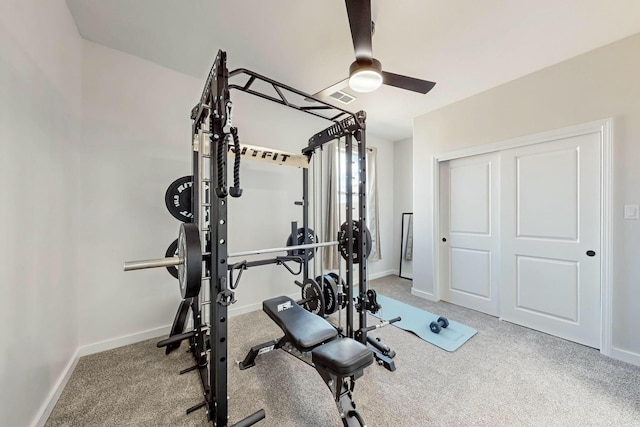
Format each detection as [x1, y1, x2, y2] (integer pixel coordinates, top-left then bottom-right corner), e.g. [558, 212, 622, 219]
[624, 204, 639, 220]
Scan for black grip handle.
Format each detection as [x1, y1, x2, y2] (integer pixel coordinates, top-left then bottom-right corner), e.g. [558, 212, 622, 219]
[156, 330, 196, 348]
[231, 409, 266, 427]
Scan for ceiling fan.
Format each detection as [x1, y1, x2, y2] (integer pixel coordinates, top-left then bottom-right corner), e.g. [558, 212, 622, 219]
[312, 0, 436, 98]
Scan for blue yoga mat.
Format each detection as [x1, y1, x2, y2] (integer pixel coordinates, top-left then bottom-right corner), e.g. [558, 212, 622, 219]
[371, 294, 477, 352]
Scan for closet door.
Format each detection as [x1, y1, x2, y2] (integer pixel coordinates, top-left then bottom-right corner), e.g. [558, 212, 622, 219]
[500, 132, 601, 348]
[439, 152, 500, 316]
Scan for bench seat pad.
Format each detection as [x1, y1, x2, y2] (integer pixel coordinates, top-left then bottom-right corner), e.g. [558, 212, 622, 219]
[263, 296, 337, 351]
[312, 338, 373, 375]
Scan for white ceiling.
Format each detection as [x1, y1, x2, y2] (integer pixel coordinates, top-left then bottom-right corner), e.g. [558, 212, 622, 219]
[66, 0, 640, 141]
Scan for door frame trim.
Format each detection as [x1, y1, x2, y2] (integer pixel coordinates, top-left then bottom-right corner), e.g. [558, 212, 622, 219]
[432, 118, 613, 355]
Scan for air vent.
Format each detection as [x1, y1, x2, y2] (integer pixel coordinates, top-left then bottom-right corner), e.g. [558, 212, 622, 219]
[329, 90, 356, 105]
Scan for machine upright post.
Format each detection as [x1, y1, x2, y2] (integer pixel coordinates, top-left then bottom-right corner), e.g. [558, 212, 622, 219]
[209, 50, 230, 427]
[345, 133, 354, 338]
[302, 167, 310, 281]
[357, 122, 368, 344]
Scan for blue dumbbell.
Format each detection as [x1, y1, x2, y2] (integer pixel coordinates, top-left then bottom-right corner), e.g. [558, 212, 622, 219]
[429, 316, 449, 334]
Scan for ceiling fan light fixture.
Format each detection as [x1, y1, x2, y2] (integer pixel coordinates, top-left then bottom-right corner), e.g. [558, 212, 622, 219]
[348, 59, 383, 93]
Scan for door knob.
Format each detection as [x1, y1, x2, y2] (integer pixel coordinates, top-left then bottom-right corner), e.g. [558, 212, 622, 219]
[586, 250, 596, 257]
[442, 238, 447, 242]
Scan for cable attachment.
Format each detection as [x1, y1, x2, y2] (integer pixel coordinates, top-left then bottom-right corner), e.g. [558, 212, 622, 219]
[213, 131, 227, 198]
[229, 260, 247, 290]
[223, 101, 233, 134]
[229, 127, 243, 198]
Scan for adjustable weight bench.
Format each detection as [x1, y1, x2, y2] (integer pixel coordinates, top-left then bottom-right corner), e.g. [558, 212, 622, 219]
[239, 296, 373, 427]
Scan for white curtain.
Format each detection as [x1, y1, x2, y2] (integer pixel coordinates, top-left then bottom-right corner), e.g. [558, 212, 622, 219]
[366, 147, 381, 262]
[323, 142, 381, 268]
[324, 142, 341, 269]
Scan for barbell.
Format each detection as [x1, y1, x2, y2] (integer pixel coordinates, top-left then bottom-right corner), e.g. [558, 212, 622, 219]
[124, 226, 341, 299]
[124, 223, 203, 298]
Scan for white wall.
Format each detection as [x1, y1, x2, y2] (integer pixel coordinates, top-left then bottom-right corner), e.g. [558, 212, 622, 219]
[413, 32, 640, 361]
[78, 41, 201, 347]
[367, 135, 396, 278]
[393, 138, 413, 273]
[0, 1, 82, 426]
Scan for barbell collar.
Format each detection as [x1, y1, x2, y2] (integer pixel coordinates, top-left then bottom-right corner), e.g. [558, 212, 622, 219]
[124, 256, 181, 271]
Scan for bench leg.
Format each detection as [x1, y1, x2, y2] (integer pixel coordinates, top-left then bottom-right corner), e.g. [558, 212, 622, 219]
[238, 338, 283, 370]
[315, 368, 367, 427]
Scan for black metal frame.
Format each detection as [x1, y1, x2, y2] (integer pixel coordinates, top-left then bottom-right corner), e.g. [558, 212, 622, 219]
[181, 49, 379, 426]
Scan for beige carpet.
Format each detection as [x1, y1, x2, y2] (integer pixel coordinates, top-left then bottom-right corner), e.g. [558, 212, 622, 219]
[46, 275, 640, 426]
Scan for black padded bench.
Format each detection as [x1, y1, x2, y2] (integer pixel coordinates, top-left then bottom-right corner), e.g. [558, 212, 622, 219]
[240, 296, 373, 427]
[263, 296, 337, 351]
[262, 296, 373, 376]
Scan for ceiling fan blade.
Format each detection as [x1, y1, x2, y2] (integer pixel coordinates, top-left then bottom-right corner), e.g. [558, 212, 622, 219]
[381, 71, 436, 94]
[345, 0, 373, 61]
[304, 78, 349, 101]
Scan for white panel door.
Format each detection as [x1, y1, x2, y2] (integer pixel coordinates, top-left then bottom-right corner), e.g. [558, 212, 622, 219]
[500, 132, 601, 348]
[440, 152, 500, 316]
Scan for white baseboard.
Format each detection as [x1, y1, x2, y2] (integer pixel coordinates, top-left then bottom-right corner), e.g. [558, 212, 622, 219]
[229, 300, 267, 317]
[411, 287, 436, 301]
[33, 348, 80, 427]
[78, 324, 172, 357]
[369, 270, 398, 280]
[610, 346, 640, 367]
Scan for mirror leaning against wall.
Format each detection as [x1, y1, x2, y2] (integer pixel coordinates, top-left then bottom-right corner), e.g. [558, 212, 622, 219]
[399, 212, 413, 280]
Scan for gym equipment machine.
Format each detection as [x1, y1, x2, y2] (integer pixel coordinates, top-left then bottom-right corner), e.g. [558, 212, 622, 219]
[124, 49, 398, 427]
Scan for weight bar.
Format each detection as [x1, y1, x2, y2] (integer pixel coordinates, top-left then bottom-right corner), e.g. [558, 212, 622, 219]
[127, 238, 338, 299]
[124, 223, 202, 299]
[229, 240, 338, 258]
[429, 316, 449, 334]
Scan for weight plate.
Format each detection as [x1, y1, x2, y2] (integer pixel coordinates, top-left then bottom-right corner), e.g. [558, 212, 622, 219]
[337, 220, 372, 263]
[328, 272, 349, 309]
[316, 274, 339, 315]
[178, 223, 202, 299]
[165, 176, 193, 222]
[301, 278, 325, 316]
[165, 239, 179, 279]
[286, 228, 318, 260]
